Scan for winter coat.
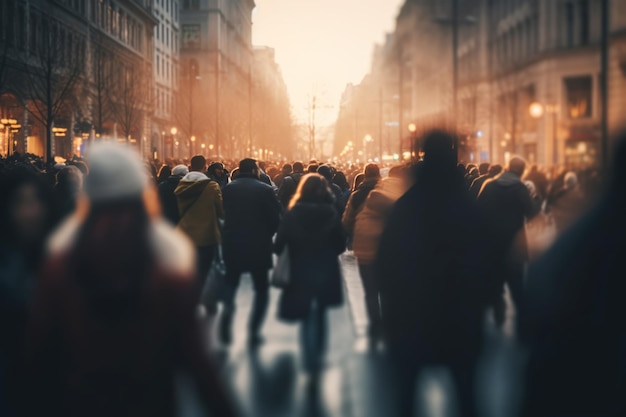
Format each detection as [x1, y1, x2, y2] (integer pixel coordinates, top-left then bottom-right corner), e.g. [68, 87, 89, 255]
[274, 202, 345, 321]
[24, 217, 236, 417]
[376, 166, 493, 363]
[221, 174, 282, 271]
[353, 177, 407, 265]
[477, 171, 539, 262]
[341, 178, 379, 236]
[174, 173, 223, 247]
[158, 176, 182, 225]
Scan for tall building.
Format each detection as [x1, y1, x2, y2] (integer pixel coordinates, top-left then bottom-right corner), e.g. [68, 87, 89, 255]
[178, 0, 255, 158]
[151, 0, 179, 160]
[346, 0, 626, 168]
[0, 0, 156, 161]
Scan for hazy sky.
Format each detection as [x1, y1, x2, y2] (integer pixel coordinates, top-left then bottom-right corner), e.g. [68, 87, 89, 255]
[252, 0, 403, 126]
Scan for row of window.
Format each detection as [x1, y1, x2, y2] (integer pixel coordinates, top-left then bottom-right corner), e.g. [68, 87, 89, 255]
[155, 86, 172, 117]
[156, 20, 178, 53]
[91, 0, 145, 53]
[492, 15, 540, 69]
[155, 53, 177, 86]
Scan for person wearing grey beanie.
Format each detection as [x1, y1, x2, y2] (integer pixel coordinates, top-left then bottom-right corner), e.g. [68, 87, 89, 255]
[28, 142, 237, 417]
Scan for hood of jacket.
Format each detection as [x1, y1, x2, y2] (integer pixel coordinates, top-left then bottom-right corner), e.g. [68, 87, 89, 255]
[288, 202, 338, 238]
[494, 171, 523, 187]
[174, 177, 212, 203]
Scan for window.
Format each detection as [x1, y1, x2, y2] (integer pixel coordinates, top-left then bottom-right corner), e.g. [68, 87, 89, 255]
[182, 0, 199, 11]
[580, 0, 589, 44]
[565, 76, 592, 119]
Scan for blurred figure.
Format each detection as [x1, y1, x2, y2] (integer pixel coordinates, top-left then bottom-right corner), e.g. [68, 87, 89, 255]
[158, 164, 188, 225]
[24, 142, 236, 417]
[175, 155, 223, 304]
[342, 164, 381, 240]
[0, 167, 52, 416]
[469, 164, 502, 200]
[524, 164, 549, 200]
[156, 164, 172, 184]
[353, 165, 410, 348]
[207, 161, 229, 189]
[477, 156, 539, 322]
[274, 174, 345, 377]
[219, 159, 282, 347]
[545, 171, 588, 234]
[52, 165, 83, 226]
[317, 164, 345, 214]
[377, 130, 492, 417]
[332, 170, 351, 212]
[273, 163, 293, 188]
[278, 161, 305, 208]
[520, 134, 626, 417]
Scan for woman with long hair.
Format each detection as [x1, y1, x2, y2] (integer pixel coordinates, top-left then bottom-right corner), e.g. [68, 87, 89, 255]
[24, 142, 236, 417]
[274, 174, 345, 377]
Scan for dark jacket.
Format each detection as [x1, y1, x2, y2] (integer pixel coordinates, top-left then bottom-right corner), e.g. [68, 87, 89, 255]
[277, 172, 304, 208]
[477, 171, 538, 262]
[221, 174, 282, 271]
[274, 202, 345, 321]
[158, 176, 182, 225]
[468, 174, 490, 200]
[521, 188, 626, 417]
[376, 166, 493, 363]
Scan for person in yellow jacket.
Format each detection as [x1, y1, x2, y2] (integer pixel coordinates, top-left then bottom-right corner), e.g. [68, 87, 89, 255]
[175, 155, 224, 296]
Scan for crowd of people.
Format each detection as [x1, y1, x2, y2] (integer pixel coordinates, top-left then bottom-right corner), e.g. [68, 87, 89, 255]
[0, 128, 623, 416]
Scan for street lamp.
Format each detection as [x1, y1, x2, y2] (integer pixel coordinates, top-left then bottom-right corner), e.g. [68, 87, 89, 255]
[408, 123, 417, 161]
[170, 127, 177, 159]
[529, 102, 559, 166]
[363, 134, 373, 161]
[190, 135, 196, 156]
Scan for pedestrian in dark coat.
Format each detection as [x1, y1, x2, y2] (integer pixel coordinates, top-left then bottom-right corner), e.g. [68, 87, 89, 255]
[157, 164, 188, 225]
[277, 161, 305, 208]
[274, 173, 345, 375]
[219, 158, 282, 346]
[468, 164, 502, 200]
[376, 129, 493, 417]
[477, 156, 539, 321]
[520, 134, 626, 417]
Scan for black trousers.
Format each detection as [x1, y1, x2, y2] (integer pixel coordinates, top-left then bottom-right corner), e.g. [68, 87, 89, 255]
[220, 267, 270, 337]
[358, 263, 382, 339]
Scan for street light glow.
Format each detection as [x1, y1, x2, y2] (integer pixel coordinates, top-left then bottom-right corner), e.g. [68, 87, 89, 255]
[529, 102, 544, 118]
[170, 127, 178, 135]
[408, 123, 417, 133]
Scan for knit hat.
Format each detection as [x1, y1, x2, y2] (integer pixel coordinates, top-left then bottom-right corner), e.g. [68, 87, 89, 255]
[84, 141, 148, 204]
[172, 164, 189, 177]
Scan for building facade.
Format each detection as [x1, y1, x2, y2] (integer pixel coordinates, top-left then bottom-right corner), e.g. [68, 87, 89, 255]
[0, 0, 156, 161]
[341, 0, 626, 168]
[151, 0, 179, 160]
[178, 0, 255, 159]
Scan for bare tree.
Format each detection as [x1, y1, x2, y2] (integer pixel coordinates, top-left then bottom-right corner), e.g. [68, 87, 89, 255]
[16, 15, 84, 162]
[90, 34, 114, 136]
[108, 63, 149, 142]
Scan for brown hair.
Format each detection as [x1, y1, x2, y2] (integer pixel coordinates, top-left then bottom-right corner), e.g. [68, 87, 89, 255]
[288, 173, 334, 210]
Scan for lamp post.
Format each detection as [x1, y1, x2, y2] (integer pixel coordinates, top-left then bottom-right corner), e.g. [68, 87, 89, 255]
[529, 102, 559, 166]
[190, 135, 196, 156]
[363, 134, 373, 161]
[408, 123, 417, 162]
[170, 127, 177, 160]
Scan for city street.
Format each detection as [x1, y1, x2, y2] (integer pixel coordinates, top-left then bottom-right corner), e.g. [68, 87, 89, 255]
[179, 252, 523, 417]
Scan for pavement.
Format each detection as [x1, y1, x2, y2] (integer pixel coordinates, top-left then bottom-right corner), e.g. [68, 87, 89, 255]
[179, 251, 524, 417]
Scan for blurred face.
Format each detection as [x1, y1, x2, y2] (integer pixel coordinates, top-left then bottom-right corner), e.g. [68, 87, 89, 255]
[215, 167, 224, 177]
[10, 183, 47, 245]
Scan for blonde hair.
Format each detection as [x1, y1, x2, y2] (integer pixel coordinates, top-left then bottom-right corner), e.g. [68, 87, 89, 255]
[287, 173, 334, 210]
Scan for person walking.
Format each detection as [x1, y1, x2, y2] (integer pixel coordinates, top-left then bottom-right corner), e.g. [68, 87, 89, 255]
[277, 161, 305, 208]
[274, 174, 345, 376]
[24, 142, 237, 417]
[377, 130, 493, 417]
[352, 165, 410, 348]
[477, 156, 539, 323]
[158, 164, 188, 225]
[342, 163, 381, 240]
[219, 158, 282, 347]
[175, 155, 223, 299]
